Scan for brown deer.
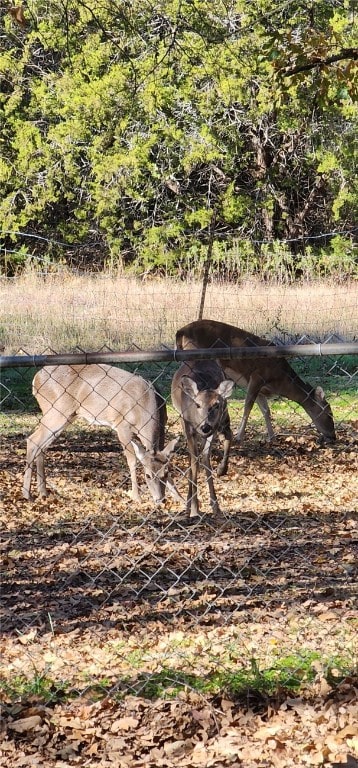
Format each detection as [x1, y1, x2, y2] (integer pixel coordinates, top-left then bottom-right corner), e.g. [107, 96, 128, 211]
[175, 319, 336, 445]
[171, 359, 234, 517]
[23, 364, 180, 503]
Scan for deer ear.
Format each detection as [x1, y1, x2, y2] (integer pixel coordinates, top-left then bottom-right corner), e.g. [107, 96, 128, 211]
[218, 379, 234, 399]
[162, 436, 180, 457]
[315, 386, 325, 401]
[131, 439, 146, 462]
[181, 376, 199, 398]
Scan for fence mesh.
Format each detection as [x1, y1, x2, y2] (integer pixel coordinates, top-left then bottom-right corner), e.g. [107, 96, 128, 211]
[0, 338, 357, 765]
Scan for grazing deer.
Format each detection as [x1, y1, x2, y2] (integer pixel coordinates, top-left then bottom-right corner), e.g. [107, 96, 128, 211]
[176, 319, 336, 445]
[171, 359, 234, 517]
[23, 364, 180, 503]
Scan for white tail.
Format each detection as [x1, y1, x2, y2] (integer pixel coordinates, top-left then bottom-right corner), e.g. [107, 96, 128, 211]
[176, 319, 336, 445]
[171, 359, 234, 517]
[23, 364, 179, 503]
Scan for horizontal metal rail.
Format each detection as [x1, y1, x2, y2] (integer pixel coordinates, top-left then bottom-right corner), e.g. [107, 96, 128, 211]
[1, 343, 358, 369]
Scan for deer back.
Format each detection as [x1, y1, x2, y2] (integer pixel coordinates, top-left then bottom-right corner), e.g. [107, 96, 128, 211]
[33, 364, 164, 450]
[175, 319, 336, 441]
[176, 319, 310, 395]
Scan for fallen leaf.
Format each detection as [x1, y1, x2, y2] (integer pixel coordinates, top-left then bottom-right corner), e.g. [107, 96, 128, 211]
[110, 716, 139, 732]
[8, 715, 42, 733]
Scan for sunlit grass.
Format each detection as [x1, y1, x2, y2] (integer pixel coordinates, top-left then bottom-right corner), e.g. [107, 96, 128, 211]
[1, 273, 357, 354]
[0, 649, 355, 704]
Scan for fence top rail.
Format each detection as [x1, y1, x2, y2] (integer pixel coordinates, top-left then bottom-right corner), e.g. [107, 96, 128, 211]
[1, 343, 358, 369]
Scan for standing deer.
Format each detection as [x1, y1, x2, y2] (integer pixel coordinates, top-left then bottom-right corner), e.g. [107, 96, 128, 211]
[171, 359, 234, 517]
[23, 364, 180, 503]
[176, 319, 336, 445]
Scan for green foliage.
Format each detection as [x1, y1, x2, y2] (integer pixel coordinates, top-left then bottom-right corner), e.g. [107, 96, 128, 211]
[319, 236, 357, 279]
[0, 1, 357, 275]
[0, 367, 37, 411]
[0, 673, 69, 703]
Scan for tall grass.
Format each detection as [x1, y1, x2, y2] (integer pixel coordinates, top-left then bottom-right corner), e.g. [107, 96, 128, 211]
[0, 271, 357, 354]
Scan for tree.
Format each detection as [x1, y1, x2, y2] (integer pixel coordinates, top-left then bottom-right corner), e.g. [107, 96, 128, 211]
[0, 1, 356, 274]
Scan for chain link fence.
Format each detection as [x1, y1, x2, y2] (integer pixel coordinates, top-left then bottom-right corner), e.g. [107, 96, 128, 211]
[1, 333, 357, 713]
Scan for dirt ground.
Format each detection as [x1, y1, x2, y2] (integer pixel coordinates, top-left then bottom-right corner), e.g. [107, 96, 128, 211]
[1, 420, 357, 767]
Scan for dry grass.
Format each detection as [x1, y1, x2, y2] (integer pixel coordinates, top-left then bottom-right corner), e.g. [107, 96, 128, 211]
[0, 272, 357, 354]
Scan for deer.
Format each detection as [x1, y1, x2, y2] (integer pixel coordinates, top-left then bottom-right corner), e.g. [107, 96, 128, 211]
[175, 319, 336, 446]
[22, 364, 180, 503]
[171, 359, 234, 517]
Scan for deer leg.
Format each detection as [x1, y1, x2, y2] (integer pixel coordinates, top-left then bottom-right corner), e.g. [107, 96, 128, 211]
[235, 393, 258, 443]
[122, 442, 141, 501]
[35, 450, 46, 498]
[23, 416, 69, 499]
[185, 430, 200, 518]
[217, 409, 232, 477]
[201, 436, 220, 515]
[235, 376, 264, 444]
[256, 394, 275, 441]
[23, 434, 37, 499]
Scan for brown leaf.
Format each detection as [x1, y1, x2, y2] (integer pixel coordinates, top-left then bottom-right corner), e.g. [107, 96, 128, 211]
[8, 715, 42, 732]
[110, 716, 139, 732]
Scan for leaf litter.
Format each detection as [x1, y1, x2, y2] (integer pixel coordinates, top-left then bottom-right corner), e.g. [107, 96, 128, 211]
[0, 421, 357, 766]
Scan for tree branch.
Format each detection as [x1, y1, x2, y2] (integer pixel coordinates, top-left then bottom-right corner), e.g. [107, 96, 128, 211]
[282, 48, 358, 77]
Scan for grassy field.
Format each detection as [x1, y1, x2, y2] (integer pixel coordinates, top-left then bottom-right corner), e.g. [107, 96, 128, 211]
[1, 274, 357, 767]
[0, 273, 357, 354]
